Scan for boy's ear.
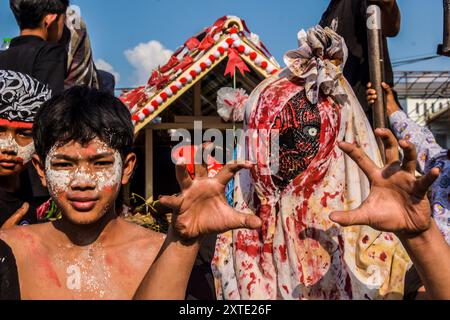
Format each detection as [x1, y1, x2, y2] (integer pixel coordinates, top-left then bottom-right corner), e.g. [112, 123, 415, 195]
[122, 153, 137, 185]
[43, 13, 58, 29]
[32, 154, 47, 188]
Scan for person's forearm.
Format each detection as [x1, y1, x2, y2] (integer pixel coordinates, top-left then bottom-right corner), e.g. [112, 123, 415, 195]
[381, 1, 401, 37]
[399, 221, 450, 300]
[389, 110, 446, 174]
[134, 226, 201, 300]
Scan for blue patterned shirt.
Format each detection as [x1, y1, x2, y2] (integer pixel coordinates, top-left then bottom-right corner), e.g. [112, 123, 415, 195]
[390, 111, 450, 244]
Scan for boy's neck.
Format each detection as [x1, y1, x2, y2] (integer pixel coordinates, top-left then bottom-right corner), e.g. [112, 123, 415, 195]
[20, 29, 48, 41]
[0, 174, 20, 193]
[52, 208, 121, 247]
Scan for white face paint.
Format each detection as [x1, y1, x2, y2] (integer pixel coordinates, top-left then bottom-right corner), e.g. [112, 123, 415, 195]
[45, 140, 123, 199]
[0, 134, 35, 164]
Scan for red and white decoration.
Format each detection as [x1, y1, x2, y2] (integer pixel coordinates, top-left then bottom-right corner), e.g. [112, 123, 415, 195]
[120, 17, 280, 126]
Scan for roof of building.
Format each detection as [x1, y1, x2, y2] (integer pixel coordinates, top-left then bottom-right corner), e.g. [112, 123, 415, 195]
[394, 71, 450, 100]
[119, 16, 281, 133]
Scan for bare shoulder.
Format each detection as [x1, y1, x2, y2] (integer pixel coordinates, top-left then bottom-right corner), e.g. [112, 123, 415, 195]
[110, 219, 167, 268]
[116, 218, 166, 248]
[0, 223, 53, 256]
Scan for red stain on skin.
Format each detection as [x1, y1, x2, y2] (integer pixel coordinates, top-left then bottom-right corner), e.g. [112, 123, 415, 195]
[17, 230, 62, 288]
[105, 253, 132, 277]
[105, 254, 114, 266]
[380, 252, 387, 262]
[104, 186, 115, 192]
[45, 264, 62, 288]
[33, 252, 61, 288]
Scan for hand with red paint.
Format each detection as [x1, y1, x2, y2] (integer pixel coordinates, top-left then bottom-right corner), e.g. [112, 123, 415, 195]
[330, 128, 440, 237]
[159, 159, 262, 240]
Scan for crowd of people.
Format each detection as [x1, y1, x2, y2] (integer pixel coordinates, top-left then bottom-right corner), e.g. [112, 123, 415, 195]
[0, 0, 449, 300]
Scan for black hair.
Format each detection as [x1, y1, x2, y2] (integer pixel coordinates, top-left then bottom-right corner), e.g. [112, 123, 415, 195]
[33, 86, 134, 164]
[10, 0, 70, 30]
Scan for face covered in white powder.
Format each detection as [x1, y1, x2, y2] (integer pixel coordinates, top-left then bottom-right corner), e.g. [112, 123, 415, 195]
[0, 123, 35, 176]
[38, 138, 127, 225]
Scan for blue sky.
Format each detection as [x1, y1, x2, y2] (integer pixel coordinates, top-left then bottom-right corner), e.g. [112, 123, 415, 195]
[1, 0, 450, 88]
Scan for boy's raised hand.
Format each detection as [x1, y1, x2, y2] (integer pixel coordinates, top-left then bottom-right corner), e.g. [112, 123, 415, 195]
[330, 129, 440, 237]
[159, 153, 262, 240]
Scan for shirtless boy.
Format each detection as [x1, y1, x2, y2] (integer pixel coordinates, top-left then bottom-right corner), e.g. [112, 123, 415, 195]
[0, 86, 261, 300]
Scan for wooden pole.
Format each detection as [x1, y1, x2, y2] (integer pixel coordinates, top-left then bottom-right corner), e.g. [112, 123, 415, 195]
[145, 129, 154, 199]
[438, 0, 450, 56]
[367, 4, 387, 163]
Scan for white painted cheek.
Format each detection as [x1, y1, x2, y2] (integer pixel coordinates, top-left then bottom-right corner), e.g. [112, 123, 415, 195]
[0, 135, 18, 154]
[96, 152, 123, 191]
[71, 167, 97, 188]
[17, 142, 35, 164]
[45, 147, 72, 196]
[46, 168, 72, 197]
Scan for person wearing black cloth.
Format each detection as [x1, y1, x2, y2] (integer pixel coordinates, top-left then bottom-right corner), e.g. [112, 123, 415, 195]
[0, 70, 52, 229]
[0, 0, 68, 203]
[0, 239, 20, 300]
[0, 0, 69, 95]
[319, 0, 401, 115]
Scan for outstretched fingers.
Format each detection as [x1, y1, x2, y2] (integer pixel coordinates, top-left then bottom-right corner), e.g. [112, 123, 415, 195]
[159, 195, 183, 212]
[399, 140, 417, 174]
[175, 160, 193, 191]
[215, 161, 254, 186]
[338, 142, 379, 180]
[329, 207, 369, 227]
[228, 209, 262, 230]
[194, 143, 212, 178]
[414, 168, 441, 197]
[375, 128, 400, 165]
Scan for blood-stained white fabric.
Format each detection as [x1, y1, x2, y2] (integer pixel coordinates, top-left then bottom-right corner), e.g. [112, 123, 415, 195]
[212, 26, 410, 300]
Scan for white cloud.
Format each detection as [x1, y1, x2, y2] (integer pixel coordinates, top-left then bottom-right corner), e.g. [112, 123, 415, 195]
[95, 59, 121, 83]
[124, 40, 173, 86]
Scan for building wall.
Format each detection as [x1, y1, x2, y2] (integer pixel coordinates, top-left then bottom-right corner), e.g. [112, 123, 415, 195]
[398, 98, 450, 149]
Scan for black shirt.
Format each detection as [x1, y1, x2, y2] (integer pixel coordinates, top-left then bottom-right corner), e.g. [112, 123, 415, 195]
[320, 0, 395, 112]
[0, 239, 20, 300]
[186, 234, 217, 300]
[0, 172, 38, 227]
[0, 35, 67, 95]
[0, 188, 38, 227]
[0, 35, 66, 200]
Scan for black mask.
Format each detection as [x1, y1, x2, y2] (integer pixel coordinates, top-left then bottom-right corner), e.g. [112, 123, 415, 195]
[271, 91, 321, 189]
